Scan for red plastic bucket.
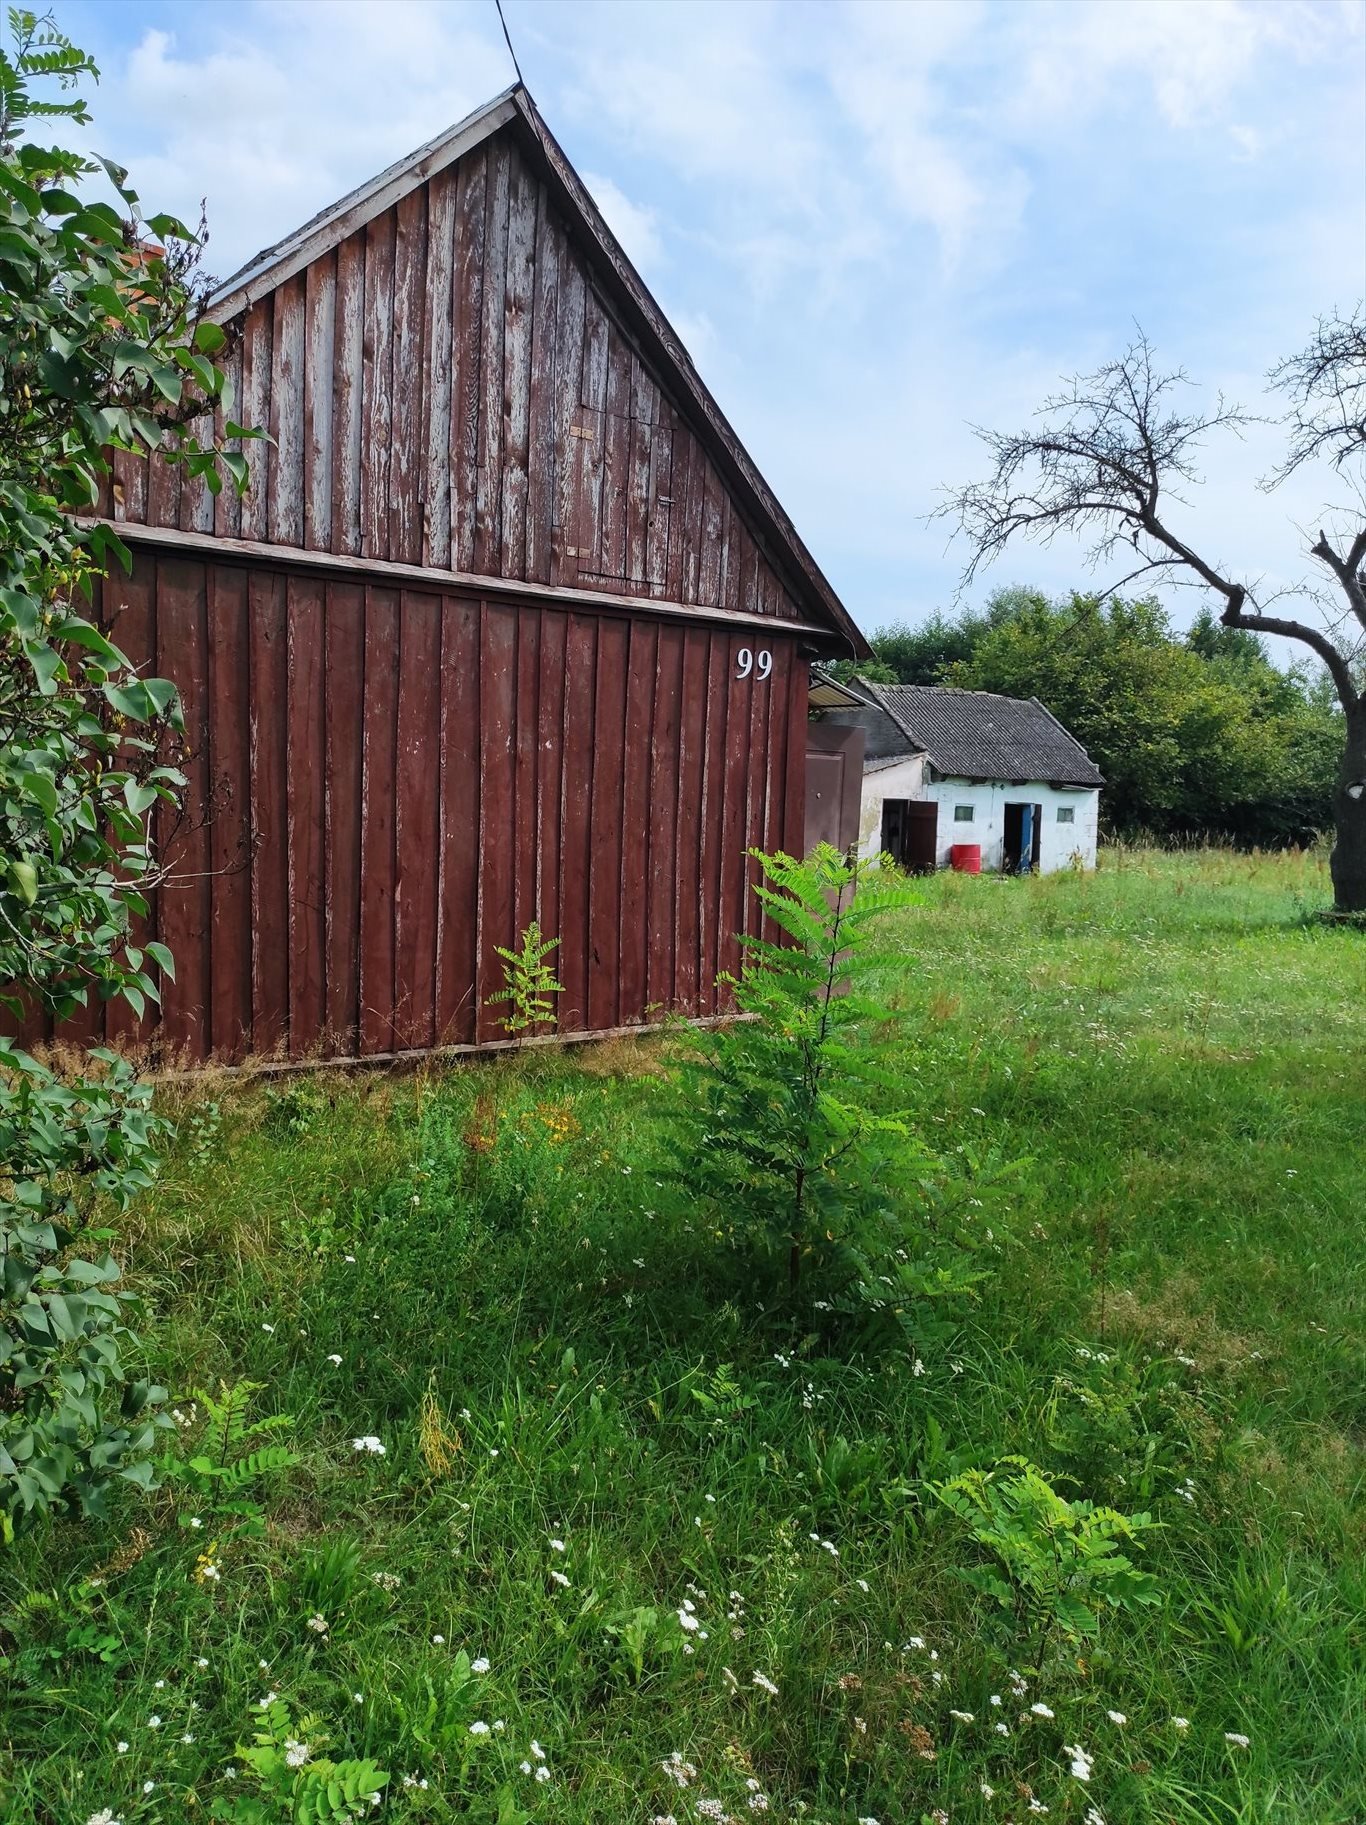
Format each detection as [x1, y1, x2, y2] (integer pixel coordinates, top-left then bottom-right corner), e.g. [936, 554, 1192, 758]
[950, 843, 982, 874]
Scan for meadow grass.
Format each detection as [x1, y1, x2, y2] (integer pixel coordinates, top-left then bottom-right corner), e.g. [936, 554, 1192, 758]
[3, 847, 1363, 1825]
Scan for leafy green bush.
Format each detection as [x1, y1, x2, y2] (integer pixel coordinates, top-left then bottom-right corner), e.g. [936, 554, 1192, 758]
[671, 844, 924, 1289]
[931, 1455, 1161, 1653]
[208, 1697, 388, 1824]
[486, 922, 564, 1037]
[0, 11, 248, 1529]
[0, 1041, 170, 1530]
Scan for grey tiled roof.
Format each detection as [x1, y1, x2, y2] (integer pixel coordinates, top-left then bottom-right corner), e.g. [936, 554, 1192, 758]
[863, 684, 1104, 787]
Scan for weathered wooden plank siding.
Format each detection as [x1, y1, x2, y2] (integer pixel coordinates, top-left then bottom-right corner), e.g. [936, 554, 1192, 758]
[109, 129, 807, 622]
[33, 550, 806, 1062]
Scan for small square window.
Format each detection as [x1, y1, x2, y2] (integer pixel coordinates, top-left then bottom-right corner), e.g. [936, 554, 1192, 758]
[1057, 806, 1075, 824]
[953, 804, 975, 823]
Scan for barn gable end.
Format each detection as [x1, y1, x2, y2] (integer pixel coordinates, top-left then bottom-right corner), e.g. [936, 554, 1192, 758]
[107, 88, 861, 654]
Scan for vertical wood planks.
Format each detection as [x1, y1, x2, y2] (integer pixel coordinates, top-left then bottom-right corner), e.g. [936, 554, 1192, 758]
[451, 151, 488, 573]
[435, 594, 480, 1044]
[512, 606, 541, 941]
[324, 580, 365, 1050]
[303, 253, 336, 551]
[249, 570, 290, 1053]
[617, 618, 656, 1021]
[394, 590, 441, 1049]
[422, 167, 457, 569]
[587, 614, 628, 1030]
[525, 182, 559, 586]
[474, 141, 510, 575]
[717, 633, 752, 994]
[556, 612, 595, 1028]
[268, 276, 306, 546]
[550, 236, 585, 587]
[500, 150, 537, 577]
[390, 189, 428, 566]
[647, 624, 683, 1010]
[533, 605, 567, 944]
[207, 565, 252, 1059]
[286, 575, 327, 1051]
[475, 601, 517, 1042]
[154, 560, 208, 1059]
[359, 586, 399, 1051]
[361, 211, 395, 561]
[17, 537, 807, 1061]
[696, 627, 731, 1017]
[332, 233, 365, 555]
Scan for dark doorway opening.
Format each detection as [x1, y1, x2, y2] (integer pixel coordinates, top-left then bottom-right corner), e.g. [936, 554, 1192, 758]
[880, 798, 938, 873]
[1003, 801, 1043, 873]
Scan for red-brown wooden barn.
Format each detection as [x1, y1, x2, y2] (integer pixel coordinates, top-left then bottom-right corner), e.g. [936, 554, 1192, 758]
[49, 85, 870, 1065]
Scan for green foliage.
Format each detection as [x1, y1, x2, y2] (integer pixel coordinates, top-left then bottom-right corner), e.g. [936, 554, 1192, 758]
[161, 1379, 297, 1533]
[209, 1698, 388, 1824]
[486, 922, 564, 1036]
[0, 1039, 170, 1530]
[926, 588, 1341, 843]
[672, 844, 925, 1287]
[0, 11, 250, 1529]
[932, 1455, 1161, 1646]
[0, 854, 1360, 1818]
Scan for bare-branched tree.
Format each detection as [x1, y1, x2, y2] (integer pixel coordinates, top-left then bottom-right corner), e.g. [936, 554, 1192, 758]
[937, 315, 1366, 914]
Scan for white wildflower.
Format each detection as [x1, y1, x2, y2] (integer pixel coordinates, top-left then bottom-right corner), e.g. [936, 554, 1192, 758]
[949, 1709, 975, 1722]
[326, 1353, 342, 1365]
[1106, 1709, 1127, 1726]
[1065, 1743, 1093, 1781]
[1030, 1701, 1055, 1718]
[471, 1656, 491, 1674]
[551, 1569, 571, 1588]
[752, 1670, 779, 1695]
[86, 1811, 121, 1825]
[147, 1715, 162, 1730]
[549, 1538, 566, 1552]
[468, 1720, 491, 1737]
[284, 1739, 311, 1769]
[1225, 1731, 1250, 1748]
[1171, 1715, 1191, 1731]
[306, 1614, 328, 1635]
[351, 1435, 385, 1455]
[534, 1766, 551, 1783]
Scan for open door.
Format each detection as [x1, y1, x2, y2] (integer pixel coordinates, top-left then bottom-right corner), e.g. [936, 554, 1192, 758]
[881, 798, 938, 872]
[1003, 801, 1044, 874]
[805, 723, 865, 857]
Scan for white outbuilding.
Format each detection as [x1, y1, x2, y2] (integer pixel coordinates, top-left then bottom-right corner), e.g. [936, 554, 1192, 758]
[815, 677, 1104, 874]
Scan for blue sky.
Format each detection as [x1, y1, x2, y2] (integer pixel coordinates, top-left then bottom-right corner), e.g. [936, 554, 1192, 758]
[63, 0, 1366, 644]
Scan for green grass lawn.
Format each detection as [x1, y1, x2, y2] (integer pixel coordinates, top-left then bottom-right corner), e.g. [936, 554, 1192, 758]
[4, 848, 1363, 1825]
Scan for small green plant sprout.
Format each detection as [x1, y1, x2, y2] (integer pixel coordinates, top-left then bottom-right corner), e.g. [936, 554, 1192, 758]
[673, 843, 923, 1288]
[931, 1455, 1161, 1657]
[162, 1379, 297, 1534]
[208, 1696, 388, 1823]
[486, 922, 564, 1037]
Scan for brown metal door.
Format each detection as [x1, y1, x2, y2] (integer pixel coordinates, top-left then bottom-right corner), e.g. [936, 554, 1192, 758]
[903, 799, 938, 872]
[805, 723, 865, 856]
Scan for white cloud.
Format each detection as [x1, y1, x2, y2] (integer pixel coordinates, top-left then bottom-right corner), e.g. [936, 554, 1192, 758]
[56, 0, 1366, 640]
[581, 171, 665, 274]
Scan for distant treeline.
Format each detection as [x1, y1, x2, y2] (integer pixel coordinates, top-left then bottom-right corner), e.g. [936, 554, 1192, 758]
[841, 589, 1343, 846]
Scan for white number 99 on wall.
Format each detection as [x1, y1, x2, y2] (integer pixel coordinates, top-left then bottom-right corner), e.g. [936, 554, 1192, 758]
[735, 647, 773, 680]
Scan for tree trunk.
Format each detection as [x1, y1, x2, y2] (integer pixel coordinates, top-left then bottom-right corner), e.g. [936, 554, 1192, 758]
[1330, 702, 1366, 914]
